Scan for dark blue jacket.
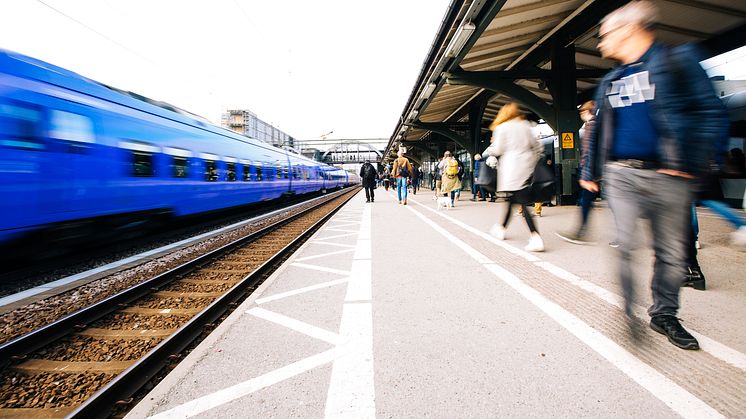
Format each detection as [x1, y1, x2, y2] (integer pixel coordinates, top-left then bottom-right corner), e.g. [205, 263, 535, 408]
[580, 42, 728, 182]
[473, 160, 482, 178]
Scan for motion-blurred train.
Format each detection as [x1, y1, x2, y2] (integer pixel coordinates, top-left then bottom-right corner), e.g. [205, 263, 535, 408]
[0, 49, 358, 248]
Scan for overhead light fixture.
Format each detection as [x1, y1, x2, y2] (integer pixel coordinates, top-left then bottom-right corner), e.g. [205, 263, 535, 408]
[445, 22, 476, 58]
[421, 82, 437, 99]
[408, 110, 419, 121]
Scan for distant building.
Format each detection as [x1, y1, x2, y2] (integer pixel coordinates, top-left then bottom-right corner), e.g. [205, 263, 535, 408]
[221, 109, 295, 148]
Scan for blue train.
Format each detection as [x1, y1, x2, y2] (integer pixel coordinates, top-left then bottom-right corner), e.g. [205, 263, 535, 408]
[0, 49, 358, 247]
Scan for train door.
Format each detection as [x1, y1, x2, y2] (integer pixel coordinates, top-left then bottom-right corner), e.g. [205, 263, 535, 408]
[46, 109, 98, 214]
[0, 99, 44, 235]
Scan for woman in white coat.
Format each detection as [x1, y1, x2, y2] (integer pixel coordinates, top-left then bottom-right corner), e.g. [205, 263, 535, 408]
[483, 103, 545, 252]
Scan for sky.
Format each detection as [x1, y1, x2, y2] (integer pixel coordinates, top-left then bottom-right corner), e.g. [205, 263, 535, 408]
[2, 1, 745, 143]
[0, 0, 451, 140]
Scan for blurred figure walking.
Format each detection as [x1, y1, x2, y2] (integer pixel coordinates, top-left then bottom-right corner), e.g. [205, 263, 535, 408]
[580, 1, 727, 350]
[483, 103, 544, 252]
[470, 154, 487, 202]
[557, 100, 598, 244]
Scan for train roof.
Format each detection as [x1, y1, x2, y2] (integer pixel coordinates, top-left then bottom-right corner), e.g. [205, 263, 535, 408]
[0, 49, 281, 154]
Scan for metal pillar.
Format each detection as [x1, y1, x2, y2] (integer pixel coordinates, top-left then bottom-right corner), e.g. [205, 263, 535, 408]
[549, 40, 581, 204]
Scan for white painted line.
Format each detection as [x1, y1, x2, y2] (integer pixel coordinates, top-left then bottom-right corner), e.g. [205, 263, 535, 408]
[325, 201, 375, 418]
[408, 196, 540, 262]
[533, 261, 623, 308]
[411, 193, 746, 375]
[345, 205, 373, 302]
[324, 228, 359, 233]
[255, 278, 350, 305]
[345, 260, 371, 303]
[534, 262, 746, 372]
[149, 346, 346, 419]
[481, 263, 723, 419]
[325, 222, 360, 228]
[247, 307, 344, 346]
[403, 203, 722, 419]
[294, 248, 355, 262]
[290, 263, 350, 276]
[352, 240, 371, 260]
[314, 232, 357, 241]
[310, 241, 356, 248]
[324, 303, 375, 419]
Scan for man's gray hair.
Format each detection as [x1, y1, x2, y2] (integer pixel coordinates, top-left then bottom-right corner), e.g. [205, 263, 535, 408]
[601, 0, 658, 30]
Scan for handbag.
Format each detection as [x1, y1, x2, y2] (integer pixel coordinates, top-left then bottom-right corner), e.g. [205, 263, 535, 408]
[530, 160, 555, 203]
[475, 165, 496, 192]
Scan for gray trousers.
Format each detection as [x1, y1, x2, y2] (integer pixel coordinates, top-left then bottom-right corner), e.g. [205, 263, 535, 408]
[604, 163, 691, 318]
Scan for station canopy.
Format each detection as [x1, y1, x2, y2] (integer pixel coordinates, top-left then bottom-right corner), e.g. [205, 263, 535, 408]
[386, 0, 746, 162]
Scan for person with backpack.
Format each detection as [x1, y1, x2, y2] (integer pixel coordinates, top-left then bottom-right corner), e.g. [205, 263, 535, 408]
[359, 160, 377, 203]
[392, 149, 414, 205]
[411, 165, 420, 195]
[455, 158, 465, 201]
[483, 103, 544, 252]
[438, 150, 462, 207]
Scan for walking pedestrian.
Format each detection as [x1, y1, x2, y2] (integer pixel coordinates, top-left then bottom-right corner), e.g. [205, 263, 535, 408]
[359, 160, 377, 203]
[470, 154, 487, 201]
[580, 1, 727, 349]
[392, 149, 414, 205]
[483, 103, 544, 252]
[438, 151, 462, 207]
[411, 164, 420, 195]
[557, 100, 599, 244]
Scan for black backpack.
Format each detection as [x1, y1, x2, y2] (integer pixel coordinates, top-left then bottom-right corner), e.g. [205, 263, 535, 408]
[363, 164, 376, 179]
[398, 160, 410, 178]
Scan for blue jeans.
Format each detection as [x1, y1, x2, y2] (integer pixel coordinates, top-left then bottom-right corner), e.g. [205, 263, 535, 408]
[605, 164, 690, 317]
[396, 177, 408, 202]
[579, 189, 598, 234]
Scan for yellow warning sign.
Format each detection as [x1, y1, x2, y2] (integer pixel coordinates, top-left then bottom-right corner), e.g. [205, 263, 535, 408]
[561, 132, 574, 149]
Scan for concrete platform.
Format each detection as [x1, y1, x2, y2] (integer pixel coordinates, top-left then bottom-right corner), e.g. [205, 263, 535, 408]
[128, 188, 746, 418]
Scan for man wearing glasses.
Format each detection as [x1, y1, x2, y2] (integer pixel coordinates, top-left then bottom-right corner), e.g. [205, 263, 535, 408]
[579, 1, 726, 350]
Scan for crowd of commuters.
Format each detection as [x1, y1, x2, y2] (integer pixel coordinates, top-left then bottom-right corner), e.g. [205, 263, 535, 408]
[363, 1, 744, 352]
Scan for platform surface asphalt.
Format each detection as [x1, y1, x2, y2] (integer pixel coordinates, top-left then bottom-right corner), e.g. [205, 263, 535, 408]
[128, 189, 746, 418]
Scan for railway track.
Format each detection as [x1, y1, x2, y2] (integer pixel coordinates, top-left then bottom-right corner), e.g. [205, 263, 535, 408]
[0, 192, 327, 301]
[0, 187, 359, 418]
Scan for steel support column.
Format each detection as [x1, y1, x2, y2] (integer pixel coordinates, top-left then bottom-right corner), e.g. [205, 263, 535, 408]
[549, 40, 581, 203]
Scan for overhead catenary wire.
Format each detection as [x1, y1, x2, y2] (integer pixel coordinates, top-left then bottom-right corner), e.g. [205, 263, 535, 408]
[35, 0, 160, 68]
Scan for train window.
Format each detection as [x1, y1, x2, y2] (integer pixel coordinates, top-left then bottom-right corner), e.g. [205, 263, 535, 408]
[243, 164, 250, 181]
[226, 162, 237, 181]
[132, 151, 154, 177]
[0, 102, 43, 150]
[275, 161, 283, 180]
[164, 147, 192, 178]
[172, 156, 188, 178]
[49, 110, 95, 151]
[121, 141, 159, 177]
[256, 163, 263, 181]
[293, 166, 300, 180]
[204, 160, 218, 181]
